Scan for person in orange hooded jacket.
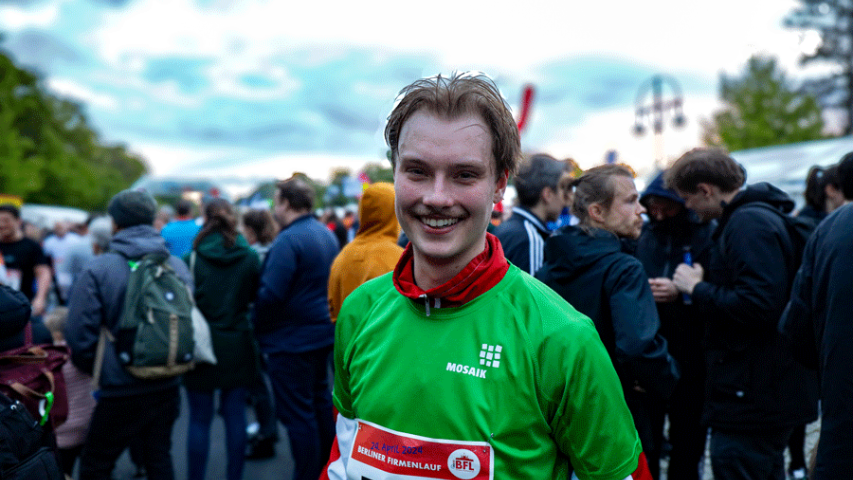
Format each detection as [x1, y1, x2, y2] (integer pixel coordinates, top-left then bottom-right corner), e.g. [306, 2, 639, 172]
[328, 182, 403, 323]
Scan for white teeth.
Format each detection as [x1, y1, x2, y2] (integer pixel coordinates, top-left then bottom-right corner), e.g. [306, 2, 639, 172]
[423, 217, 458, 228]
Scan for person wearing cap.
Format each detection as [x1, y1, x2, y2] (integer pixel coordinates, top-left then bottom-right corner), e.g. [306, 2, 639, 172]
[65, 189, 192, 480]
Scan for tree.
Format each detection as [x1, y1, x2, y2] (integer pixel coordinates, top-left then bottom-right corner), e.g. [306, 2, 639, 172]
[0, 48, 148, 210]
[785, 0, 853, 135]
[361, 162, 394, 184]
[702, 55, 826, 151]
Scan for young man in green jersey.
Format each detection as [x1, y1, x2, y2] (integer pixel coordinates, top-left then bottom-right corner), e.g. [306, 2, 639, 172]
[321, 72, 652, 480]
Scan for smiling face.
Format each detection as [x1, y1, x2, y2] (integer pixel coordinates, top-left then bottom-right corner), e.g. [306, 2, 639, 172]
[394, 110, 507, 278]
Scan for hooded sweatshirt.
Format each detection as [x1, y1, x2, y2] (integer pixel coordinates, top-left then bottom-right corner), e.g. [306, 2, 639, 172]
[636, 172, 716, 367]
[536, 226, 679, 401]
[65, 225, 191, 397]
[328, 183, 403, 322]
[183, 231, 260, 390]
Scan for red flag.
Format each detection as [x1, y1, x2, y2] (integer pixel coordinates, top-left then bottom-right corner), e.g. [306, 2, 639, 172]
[516, 84, 535, 133]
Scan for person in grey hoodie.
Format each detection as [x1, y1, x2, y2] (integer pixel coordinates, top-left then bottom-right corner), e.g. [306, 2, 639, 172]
[65, 189, 191, 480]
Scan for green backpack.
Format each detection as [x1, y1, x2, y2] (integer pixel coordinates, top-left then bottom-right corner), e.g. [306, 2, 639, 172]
[98, 252, 196, 381]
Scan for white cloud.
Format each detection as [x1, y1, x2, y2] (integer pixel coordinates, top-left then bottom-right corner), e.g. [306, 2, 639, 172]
[538, 94, 723, 177]
[45, 78, 120, 110]
[0, 2, 62, 31]
[205, 59, 302, 101]
[83, 0, 803, 78]
[127, 139, 379, 185]
[198, 152, 380, 183]
[128, 141, 246, 175]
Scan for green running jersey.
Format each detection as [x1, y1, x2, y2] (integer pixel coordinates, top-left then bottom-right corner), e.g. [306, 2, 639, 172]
[332, 265, 642, 480]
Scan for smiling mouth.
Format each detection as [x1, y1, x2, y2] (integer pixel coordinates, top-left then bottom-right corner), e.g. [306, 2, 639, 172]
[420, 217, 460, 228]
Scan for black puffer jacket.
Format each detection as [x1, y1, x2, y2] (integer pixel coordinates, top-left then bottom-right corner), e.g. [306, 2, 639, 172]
[536, 225, 679, 400]
[693, 183, 818, 430]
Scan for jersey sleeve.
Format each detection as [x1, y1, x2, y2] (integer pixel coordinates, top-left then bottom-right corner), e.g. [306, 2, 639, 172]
[539, 314, 643, 480]
[332, 289, 358, 419]
[322, 287, 362, 480]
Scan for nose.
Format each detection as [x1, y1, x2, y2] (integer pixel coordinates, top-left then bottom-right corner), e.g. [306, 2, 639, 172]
[637, 202, 647, 216]
[422, 176, 454, 208]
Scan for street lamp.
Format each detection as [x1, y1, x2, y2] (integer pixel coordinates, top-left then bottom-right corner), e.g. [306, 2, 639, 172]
[633, 74, 686, 169]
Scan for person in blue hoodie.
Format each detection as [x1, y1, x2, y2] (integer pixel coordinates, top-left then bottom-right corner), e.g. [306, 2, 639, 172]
[536, 164, 679, 478]
[634, 171, 716, 480]
[253, 176, 339, 480]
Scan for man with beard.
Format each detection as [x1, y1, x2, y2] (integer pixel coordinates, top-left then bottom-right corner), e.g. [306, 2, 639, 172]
[536, 164, 679, 479]
[634, 172, 715, 480]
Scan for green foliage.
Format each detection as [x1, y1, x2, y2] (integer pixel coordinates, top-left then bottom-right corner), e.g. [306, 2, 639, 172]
[0, 49, 148, 210]
[702, 56, 826, 151]
[785, 0, 853, 135]
[362, 162, 394, 184]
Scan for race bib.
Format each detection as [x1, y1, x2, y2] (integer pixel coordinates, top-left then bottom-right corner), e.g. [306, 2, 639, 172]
[348, 420, 493, 480]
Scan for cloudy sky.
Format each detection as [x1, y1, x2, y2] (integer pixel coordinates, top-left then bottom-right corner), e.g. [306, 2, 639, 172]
[0, 0, 814, 194]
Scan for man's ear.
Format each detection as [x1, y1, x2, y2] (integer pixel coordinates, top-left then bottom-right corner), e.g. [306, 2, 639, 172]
[588, 203, 606, 224]
[540, 186, 556, 205]
[696, 183, 713, 198]
[493, 168, 509, 204]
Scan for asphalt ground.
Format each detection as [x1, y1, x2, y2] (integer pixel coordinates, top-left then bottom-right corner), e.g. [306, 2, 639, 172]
[109, 386, 294, 480]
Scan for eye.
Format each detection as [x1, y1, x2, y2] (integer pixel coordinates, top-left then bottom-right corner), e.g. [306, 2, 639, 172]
[456, 171, 479, 181]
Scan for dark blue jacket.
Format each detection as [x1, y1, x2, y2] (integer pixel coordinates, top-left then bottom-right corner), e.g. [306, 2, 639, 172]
[254, 214, 339, 353]
[780, 203, 853, 479]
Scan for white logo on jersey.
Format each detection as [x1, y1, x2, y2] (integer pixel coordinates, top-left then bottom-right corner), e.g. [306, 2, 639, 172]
[445, 343, 503, 379]
[448, 448, 481, 479]
[479, 344, 502, 368]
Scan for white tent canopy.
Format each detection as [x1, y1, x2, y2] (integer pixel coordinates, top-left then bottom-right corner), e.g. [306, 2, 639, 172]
[730, 136, 853, 209]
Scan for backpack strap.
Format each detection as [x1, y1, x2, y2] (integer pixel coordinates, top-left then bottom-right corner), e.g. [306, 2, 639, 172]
[91, 326, 115, 389]
[23, 321, 33, 347]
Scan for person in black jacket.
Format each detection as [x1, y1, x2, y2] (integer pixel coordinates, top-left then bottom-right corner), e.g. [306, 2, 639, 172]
[493, 153, 568, 275]
[635, 172, 715, 480]
[780, 151, 853, 480]
[668, 148, 819, 480]
[536, 164, 679, 479]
